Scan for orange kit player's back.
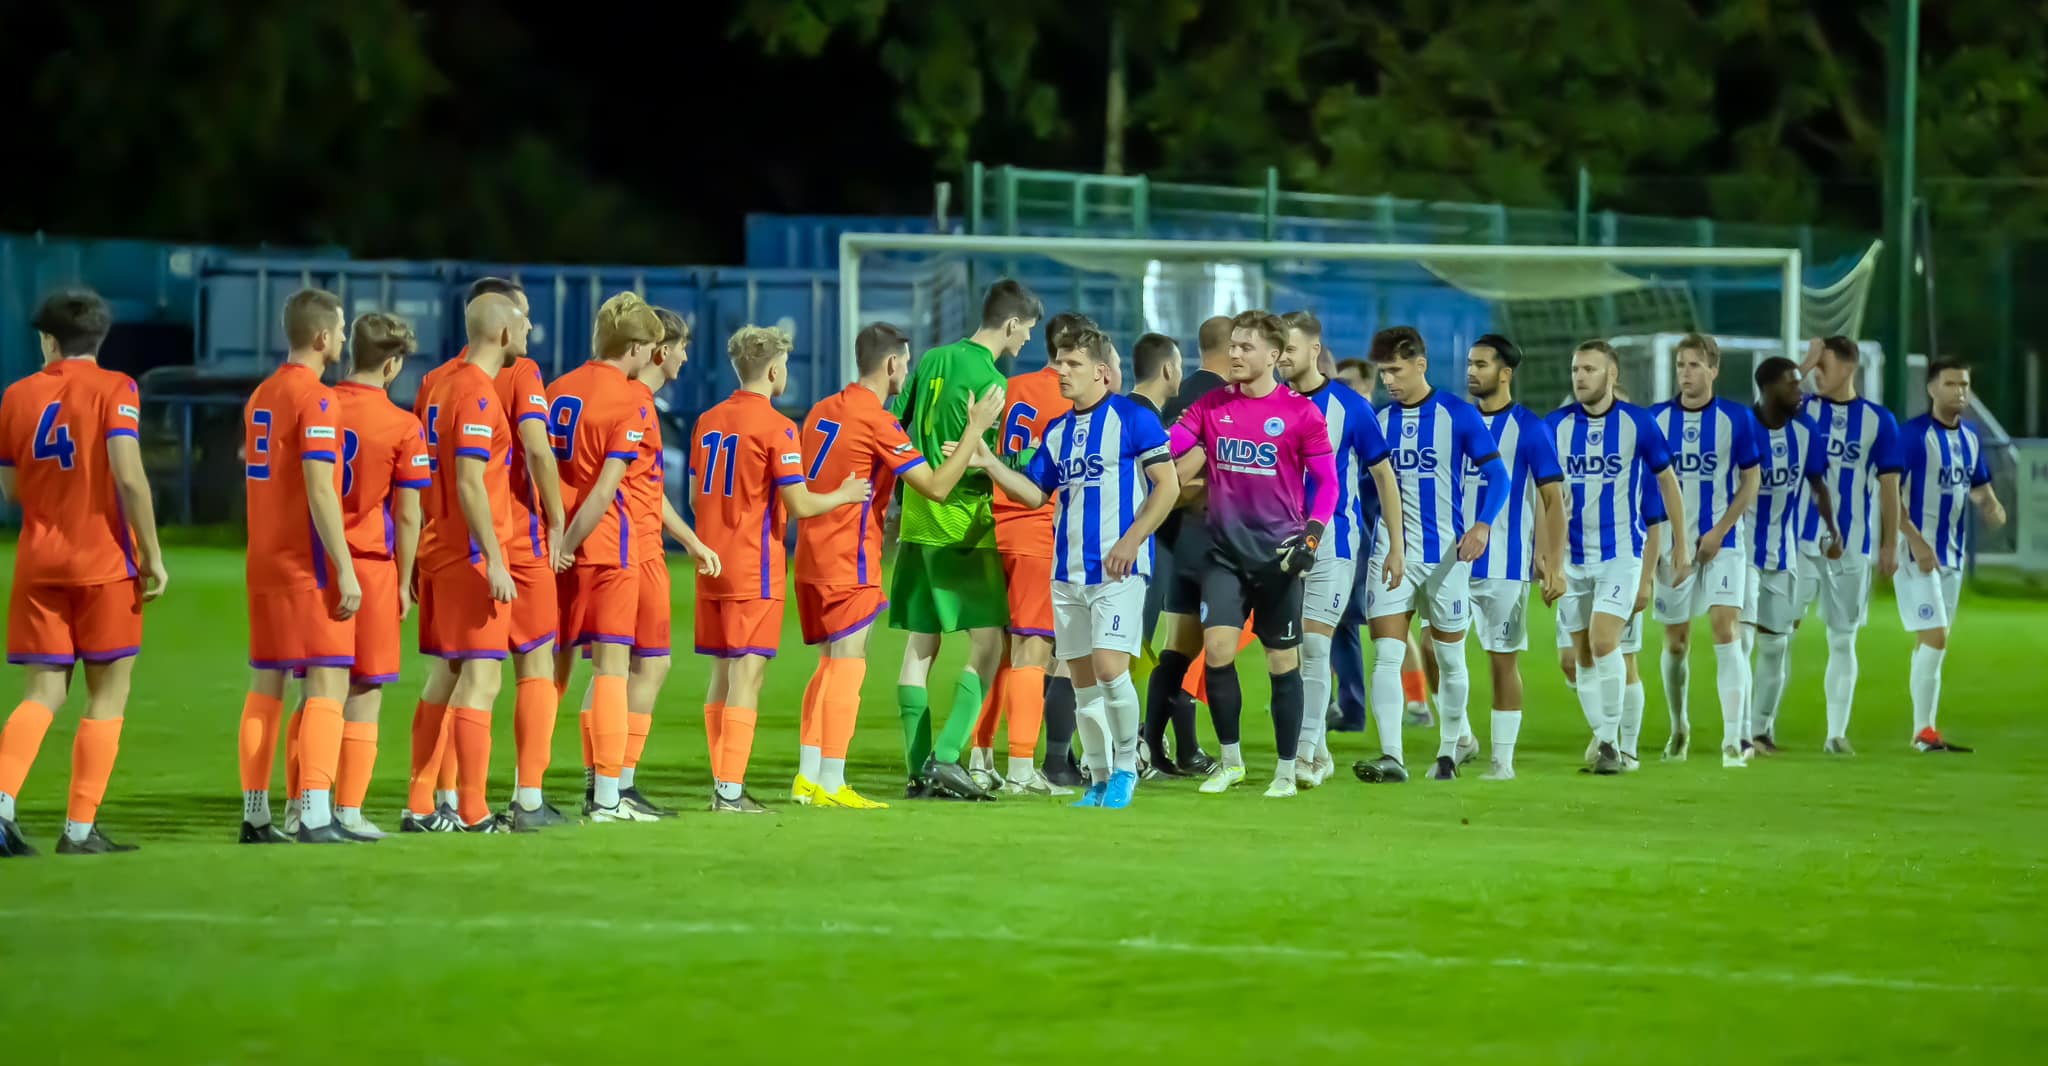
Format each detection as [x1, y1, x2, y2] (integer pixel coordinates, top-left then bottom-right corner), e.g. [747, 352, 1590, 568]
[795, 384, 925, 595]
[0, 361, 145, 595]
[334, 381, 430, 685]
[546, 360, 654, 573]
[992, 363, 1067, 561]
[418, 363, 520, 580]
[692, 390, 805, 618]
[247, 363, 346, 598]
[974, 362, 1068, 769]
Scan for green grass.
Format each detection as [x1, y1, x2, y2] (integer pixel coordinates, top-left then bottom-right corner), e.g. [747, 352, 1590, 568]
[2, 546, 2046, 1063]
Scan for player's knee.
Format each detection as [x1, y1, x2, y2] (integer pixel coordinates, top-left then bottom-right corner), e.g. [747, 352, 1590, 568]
[1919, 627, 1948, 651]
[631, 654, 672, 686]
[1591, 636, 1620, 660]
[1663, 627, 1689, 653]
[1265, 647, 1299, 675]
[302, 665, 350, 702]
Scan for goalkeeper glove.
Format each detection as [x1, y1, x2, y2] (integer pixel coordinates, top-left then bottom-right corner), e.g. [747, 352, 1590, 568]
[1276, 520, 1324, 576]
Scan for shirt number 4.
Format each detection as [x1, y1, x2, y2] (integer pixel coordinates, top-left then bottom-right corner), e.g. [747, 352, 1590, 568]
[32, 402, 75, 470]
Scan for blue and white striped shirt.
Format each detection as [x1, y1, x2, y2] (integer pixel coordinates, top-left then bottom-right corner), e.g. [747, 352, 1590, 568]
[1024, 393, 1172, 585]
[1748, 411, 1826, 572]
[1376, 390, 1509, 566]
[1302, 380, 1390, 562]
[1798, 396, 1904, 558]
[1463, 403, 1563, 582]
[1547, 400, 1672, 565]
[1650, 397, 1760, 549]
[1900, 413, 1992, 570]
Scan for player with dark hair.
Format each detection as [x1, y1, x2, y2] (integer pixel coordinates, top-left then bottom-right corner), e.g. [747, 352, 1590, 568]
[1743, 356, 1838, 751]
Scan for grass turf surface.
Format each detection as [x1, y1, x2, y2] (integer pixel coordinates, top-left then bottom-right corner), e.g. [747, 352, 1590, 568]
[2, 546, 2045, 1063]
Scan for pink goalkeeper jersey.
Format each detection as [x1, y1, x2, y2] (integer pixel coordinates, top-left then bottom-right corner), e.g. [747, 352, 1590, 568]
[1168, 383, 1336, 567]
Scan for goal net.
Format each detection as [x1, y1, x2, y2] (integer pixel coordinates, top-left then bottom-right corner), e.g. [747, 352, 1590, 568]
[840, 235, 1873, 410]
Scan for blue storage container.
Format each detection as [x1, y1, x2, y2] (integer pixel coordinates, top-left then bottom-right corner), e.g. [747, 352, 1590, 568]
[195, 255, 454, 379]
[745, 214, 940, 270]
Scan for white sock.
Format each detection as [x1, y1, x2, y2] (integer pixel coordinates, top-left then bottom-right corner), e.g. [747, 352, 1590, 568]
[302, 788, 333, 829]
[798, 744, 822, 782]
[620, 766, 636, 789]
[1714, 640, 1752, 748]
[1074, 684, 1112, 779]
[1824, 626, 1859, 739]
[338, 806, 362, 824]
[1369, 637, 1407, 762]
[1910, 643, 1945, 734]
[1574, 657, 1605, 736]
[1220, 741, 1244, 768]
[1273, 757, 1297, 785]
[435, 788, 458, 811]
[1102, 673, 1143, 775]
[1590, 651, 1624, 745]
[1660, 646, 1690, 735]
[244, 789, 271, 827]
[1620, 679, 1645, 756]
[1750, 631, 1791, 738]
[515, 785, 543, 810]
[64, 819, 92, 844]
[1433, 636, 1470, 759]
[1297, 632, 1334, 755]
[1007, 755, 1034, 781]
[1740, 623, 1756, 659]
[595, 774, 621, 809]
[1491, 710, 1520, 769]
[0, 792, 16, 822]
[715, 779, 742, 801]
[819, 757, 847, 792]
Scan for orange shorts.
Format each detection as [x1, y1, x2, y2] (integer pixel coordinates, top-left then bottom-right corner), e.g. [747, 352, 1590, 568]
[351, 558, 403, 685]
[559, 564, 637, 649]
[417, 562, 509, 662]
[795, 582, 887, 646]
[8, 579, 143, 667]
[1000, 551, 1055, 639]
[633, 556, 672, 656]
[694, 597, 783, 659]
[508, 553, 558, 654]
[249, 583, 355, 671]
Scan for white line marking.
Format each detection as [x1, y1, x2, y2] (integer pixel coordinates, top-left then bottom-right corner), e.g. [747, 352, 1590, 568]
[0, 907, 2035, 997]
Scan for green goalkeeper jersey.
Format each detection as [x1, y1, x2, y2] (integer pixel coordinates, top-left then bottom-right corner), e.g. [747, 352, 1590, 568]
[892, 336, 1006, 548]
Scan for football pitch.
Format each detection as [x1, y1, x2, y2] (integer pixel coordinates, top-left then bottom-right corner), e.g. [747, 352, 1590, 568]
[2, 545, 2045, 1063]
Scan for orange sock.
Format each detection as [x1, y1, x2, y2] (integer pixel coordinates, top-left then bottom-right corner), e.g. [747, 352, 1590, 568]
[579, 709, 594, 770]
[820, 658, 868, 760]
[237, 692, 284, 793]
[337, 721, 377, 810]
[1402, 669, 1427, 704]
[434, 712, 458, 792]
[296, 697, 345, 795]
[451, 706, 492, 826]
[590, 675, 628, 778]
[0, 700, 56, 801]
[66, 717, 122, 826]
[284, 709, 305, 800]
[719, 705, 758, 785]
[973, 664, 1006, 750]
[703, 701, 726, 781]
[800, 660, 829, 751]
[406, 700, 447, 814]
[1004, 665, 1047, 761]
[513, 676, 557, 792]
[624, 711, 652, 770]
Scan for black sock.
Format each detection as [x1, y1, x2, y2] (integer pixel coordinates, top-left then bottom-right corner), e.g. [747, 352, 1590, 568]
[1170, 691, 1202, 761]
[1042, 675, 1077, 764]
[1269, 668, 1303, 762]
[1205, 663, 1242, 747]
[1146, 650, 1193, 760]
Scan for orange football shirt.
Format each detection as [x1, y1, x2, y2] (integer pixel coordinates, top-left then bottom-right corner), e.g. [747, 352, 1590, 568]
[690, 390, 804, 602]
[418, 361, 517, 573]
[626, 379, 667, 566]
[545, 360, 655, 569]
[991, 365, 1066, 558]
[0, 359, 144, 585]
[245, 363, 344, 591]
[794, 384, 925, 589]
[334, 382, 431, 561]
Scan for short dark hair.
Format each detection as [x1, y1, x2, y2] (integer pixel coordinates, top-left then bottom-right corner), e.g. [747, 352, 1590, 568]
[1336, 358, 1370, 380]
[351, 312, 418, 372]
[1045, 312, 1096, 357]
[283, 288, 344, 350]
[654, 307, 689, 346]
[1061, 328, 1113, 364]
[855, 321, 911, 375]
[1470, 333, 1521, 369]
[1754, 356, 1799, 390]
[1927, 356, 1970, 382]
[1133, 333, 1179, 381]
[1368, 326, 1425, 364]
[980, 279, 1043, 329]
[467, 277, 525, 303]
[31, 287, 113, 357]
[1676, 332, 1722, 368]
[1281, 310, 1322, 339]
[1821, 335, 1860, 363]
[1573, 339, 1619, 365]
[1230, 310, 1287, 352]
[1197, 315, 1233, 355]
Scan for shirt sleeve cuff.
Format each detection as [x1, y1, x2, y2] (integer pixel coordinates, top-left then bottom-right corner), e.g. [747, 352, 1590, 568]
[455, 447, 491, 461]
[891, 456, 927, 476]
[302, 450, 337, 463]
[106, 428, 140, 440]
[395, 478, 431, 490]
[1534, 473, 1564, 486]
[518, 412, 547, 424]
[774, 474, 804, 486]
[605, 451, 637, 462]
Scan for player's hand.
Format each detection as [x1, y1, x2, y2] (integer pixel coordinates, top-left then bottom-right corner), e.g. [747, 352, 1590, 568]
[968, 436, 999, 470]
[965, 386, 1005, 432]
[1876, 540, 1899, 578]
[1276, 522, 1323, 576]
[1536, 557, 1565, 606]
[1802, 337, 1825, 371]
[1906, 534, 1937, 574]
[1456, 523, 1491, 564]
[1105, 533, 1143, 579]
[1822, 532, 1845, 561]
[334, 567, 362, 620]
[399, 580, 415, 621]
[1634, 582, 1653, 617]
[551, 542, 575, 574]
[837, 474, 874, 505]
[546, 520, 565, 556]
[1982, 496, 2008, 528]
[1668, 550, 1692, 588]
[140, 558, 169, 602]
[1695, 533, 1721, 567]
[693, 546, 723, 578]
[941, 440, 959, 461]
[1381, 545, 1406, 591]
[487, 560, 518, 603]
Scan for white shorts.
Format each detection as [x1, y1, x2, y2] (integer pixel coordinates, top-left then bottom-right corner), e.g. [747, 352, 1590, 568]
[1560, 557, 1644, 634]
[1364, 554, 1473, 633]
[1744, 567, 1802, 633]
[1796, 552, 1872, 630]
[1893, 560, 1963, 633]
[1555, 602, 1644, 655]
[1470, 579, 1529, 654]
[1652, 527, 1748, 624]
[1303, 553, 1356, 627]
[1052, 578, 1148, 660]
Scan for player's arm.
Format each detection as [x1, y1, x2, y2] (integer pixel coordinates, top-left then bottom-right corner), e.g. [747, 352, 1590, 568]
[303, 454, 360, 618]
[1972, 483, 2007, 527]
[1873, 411, 1907, 576]
[1636, 507, 1665, 616]
[975, 443, 1052, 510]
[1702, 464, 1760, 564]
[1654, 465, 1690, 581]
[661, 495, 722, 576]
[1535, 479, 1567, 604]
[1106, 449, 1180, 579]
[903, 385, 1004, 502]
[781, 473, 872, 518]
[107, 433, 169, 600]
[1803, 472, 1844, 557]
[517, 418, 567, 539]
[393, 485, 422, 618]
[455, 454, 515, 601]
[1277, 444, 1340, 576]
[555, 455, 631, 570]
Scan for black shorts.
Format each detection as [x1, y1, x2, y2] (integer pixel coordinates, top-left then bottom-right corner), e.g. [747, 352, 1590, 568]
[1161, 519, 1210, 617]
[1198, 550, 1305, 651]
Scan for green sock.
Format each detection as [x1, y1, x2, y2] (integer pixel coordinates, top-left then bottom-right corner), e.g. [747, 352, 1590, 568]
[931, 670, 985, 764]
[897, 684, 932, 775]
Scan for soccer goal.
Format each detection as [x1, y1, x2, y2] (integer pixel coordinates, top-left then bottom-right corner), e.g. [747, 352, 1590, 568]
[837, 233, 1876, 405]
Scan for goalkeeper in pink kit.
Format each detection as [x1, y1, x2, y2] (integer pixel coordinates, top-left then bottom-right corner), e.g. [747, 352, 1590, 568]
[1166, 310, 1338, 797]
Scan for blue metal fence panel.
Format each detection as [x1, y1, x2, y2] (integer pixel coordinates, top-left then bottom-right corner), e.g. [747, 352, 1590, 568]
[745, 214, 939, 270]
[1, 234, 212, 383]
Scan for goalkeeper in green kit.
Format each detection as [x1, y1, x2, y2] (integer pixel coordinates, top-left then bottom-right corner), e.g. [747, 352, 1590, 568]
[889, 280, 1042, 799]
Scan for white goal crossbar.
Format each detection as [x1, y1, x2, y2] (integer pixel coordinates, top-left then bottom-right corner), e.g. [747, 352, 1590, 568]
[837, 232, 1803, 386]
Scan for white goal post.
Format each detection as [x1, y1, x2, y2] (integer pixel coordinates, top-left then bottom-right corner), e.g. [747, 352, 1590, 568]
[836, 232, 1804, 387]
